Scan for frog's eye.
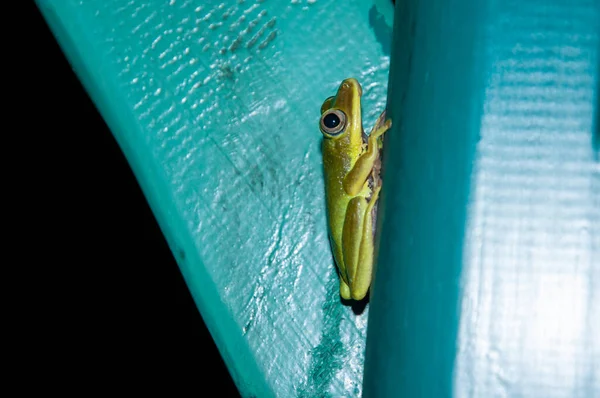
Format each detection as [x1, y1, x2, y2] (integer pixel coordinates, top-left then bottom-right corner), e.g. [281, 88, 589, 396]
[320, 109, 346, 137]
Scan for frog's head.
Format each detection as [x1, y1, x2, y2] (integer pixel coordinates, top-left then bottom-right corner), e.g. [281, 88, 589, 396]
[319, 78, 363, 141]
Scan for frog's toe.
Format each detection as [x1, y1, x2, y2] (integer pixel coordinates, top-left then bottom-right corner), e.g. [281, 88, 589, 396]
[340, 280, 351, 300]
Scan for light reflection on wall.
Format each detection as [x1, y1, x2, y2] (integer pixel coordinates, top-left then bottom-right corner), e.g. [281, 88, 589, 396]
[454, 1, 599, 397]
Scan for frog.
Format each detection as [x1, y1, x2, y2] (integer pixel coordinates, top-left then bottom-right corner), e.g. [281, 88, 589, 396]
[319, 78, 392, 301]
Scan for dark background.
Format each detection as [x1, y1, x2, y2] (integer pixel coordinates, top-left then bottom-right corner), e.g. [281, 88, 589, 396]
[30, 3, 239, 395]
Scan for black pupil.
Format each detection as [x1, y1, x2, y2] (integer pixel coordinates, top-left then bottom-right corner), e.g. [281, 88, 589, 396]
[323, 112, 341, 129]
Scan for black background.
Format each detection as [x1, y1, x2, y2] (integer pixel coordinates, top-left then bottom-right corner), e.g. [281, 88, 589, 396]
[29, 3, 240, 395]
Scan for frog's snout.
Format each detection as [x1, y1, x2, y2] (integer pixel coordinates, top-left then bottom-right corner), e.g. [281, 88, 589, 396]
[341, 78, 363, 97]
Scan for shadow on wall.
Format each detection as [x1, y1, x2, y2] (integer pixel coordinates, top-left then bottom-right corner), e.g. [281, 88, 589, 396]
[369, 3, 394, 57]
[594, 39, 599, 157]
[594, 66, 599, 156]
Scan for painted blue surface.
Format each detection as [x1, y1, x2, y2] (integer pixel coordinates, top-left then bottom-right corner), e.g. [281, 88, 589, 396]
[365, 0, 599, 397]
[36, 0, 599, 396]
[35, 0, 393, 396]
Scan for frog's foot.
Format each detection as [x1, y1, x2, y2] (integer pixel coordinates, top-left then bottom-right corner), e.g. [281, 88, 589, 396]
[370, 111, 392, 141]
[374, 110, 388, 129]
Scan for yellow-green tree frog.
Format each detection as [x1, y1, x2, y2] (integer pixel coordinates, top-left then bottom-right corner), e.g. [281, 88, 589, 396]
[319, 78, 392, 301]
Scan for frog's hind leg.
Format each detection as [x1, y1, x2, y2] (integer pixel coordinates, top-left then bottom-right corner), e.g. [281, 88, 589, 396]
[342, 187, 381, 300]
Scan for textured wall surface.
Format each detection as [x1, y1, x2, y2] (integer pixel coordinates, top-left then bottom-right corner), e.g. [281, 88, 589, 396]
[365, 0, 599, 397]
[36, 0, 393, 396]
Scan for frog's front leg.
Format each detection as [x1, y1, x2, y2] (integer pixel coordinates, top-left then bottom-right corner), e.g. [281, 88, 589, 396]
[341, 185, 382, 300]
[343, 112, 392, 196]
